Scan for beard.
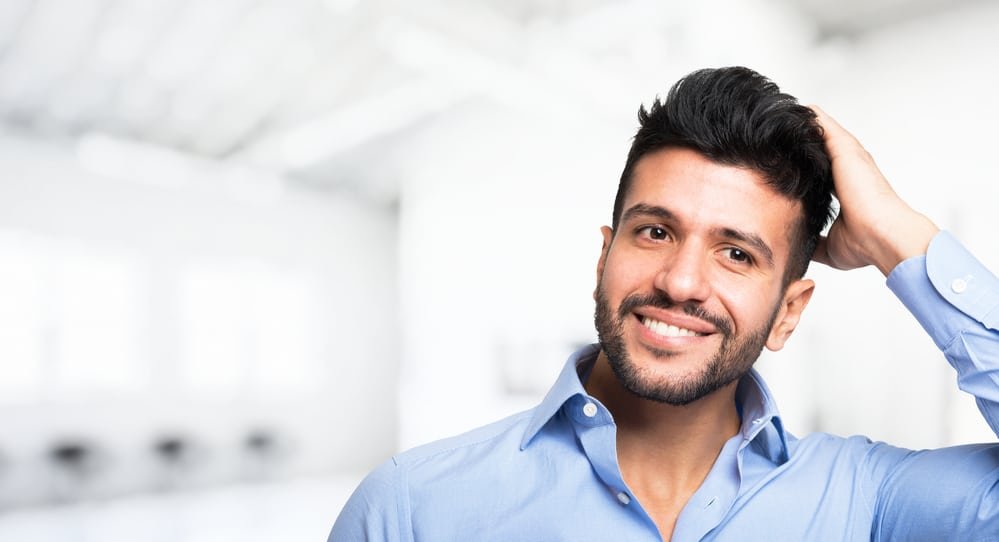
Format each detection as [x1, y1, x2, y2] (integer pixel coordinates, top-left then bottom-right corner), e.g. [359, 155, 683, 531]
[594, 283, 780, 406]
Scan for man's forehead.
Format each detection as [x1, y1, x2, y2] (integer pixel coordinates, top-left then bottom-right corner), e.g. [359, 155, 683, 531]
[627, 147, 801, 209]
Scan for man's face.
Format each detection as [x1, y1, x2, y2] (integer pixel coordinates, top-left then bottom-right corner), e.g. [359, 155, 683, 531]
[594, 147, 814, 405]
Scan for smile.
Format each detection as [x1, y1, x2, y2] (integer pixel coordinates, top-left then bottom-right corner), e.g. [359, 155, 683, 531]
[641, 316, 705, 338]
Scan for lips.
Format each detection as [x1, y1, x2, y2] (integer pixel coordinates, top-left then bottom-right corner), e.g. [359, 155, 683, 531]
[618, 292, 728, 341]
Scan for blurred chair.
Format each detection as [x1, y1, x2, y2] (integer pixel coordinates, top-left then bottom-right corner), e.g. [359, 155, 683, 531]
[242, 427, 292, 481]
[48, 437, 104, 503]
[151, 433, 201, 491]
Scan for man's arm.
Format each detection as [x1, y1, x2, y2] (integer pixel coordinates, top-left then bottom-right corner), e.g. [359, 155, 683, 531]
[811, 107, 999, 538]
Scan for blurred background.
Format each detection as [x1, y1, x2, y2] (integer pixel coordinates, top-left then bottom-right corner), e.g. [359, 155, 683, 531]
[0, 0, 998, 539]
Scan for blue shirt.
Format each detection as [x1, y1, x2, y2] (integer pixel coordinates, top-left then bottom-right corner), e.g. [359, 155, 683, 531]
[330, 231, 999, 541]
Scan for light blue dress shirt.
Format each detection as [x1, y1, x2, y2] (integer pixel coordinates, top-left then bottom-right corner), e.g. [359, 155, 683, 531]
[331, 231, 999, 541]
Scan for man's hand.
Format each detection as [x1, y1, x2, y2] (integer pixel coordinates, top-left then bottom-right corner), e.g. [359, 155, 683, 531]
[810, 106, 939, 276]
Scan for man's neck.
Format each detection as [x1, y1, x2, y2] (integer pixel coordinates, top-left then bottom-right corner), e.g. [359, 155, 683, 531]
[584, 351, 742, 539]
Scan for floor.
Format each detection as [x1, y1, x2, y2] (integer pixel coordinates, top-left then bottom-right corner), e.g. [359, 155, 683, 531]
[0, 474, 361, 542]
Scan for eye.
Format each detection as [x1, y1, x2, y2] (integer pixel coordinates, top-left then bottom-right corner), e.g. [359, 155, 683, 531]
[722, 247, 753, 265]
[638, 226, 670, 241]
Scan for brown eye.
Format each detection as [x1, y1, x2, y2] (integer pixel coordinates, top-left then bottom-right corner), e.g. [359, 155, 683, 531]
[723, 247, 752, 264]
[639, 226, 668, 241]
[648, 227, 667, 240]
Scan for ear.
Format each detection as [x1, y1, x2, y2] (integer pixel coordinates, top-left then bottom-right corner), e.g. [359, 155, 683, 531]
[594, 226, 614, 300]
[765, 278, 815, 351]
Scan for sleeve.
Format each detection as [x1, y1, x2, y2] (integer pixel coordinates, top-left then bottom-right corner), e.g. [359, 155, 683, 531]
[886, 230, 999, 434]
[869, 443, 999, 541]
[327, 459, 410, 542]
[870, 231, 999, 540]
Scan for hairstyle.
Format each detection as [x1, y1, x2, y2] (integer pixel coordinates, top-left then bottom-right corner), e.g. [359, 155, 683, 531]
[612, 66, 834, 282]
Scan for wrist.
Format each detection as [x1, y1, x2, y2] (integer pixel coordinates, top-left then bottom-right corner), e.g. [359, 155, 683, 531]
[872, 211, 939, 276]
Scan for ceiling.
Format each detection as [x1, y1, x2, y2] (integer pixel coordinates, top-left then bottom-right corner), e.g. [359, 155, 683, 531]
[0, 0, 984, 205]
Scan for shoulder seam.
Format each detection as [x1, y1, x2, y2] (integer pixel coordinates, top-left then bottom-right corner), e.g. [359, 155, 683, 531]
[395, 457, 414, 542]
[393, 410, 534, 468]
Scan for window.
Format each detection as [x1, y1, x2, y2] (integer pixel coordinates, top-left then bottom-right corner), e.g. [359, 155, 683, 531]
[0, 230, 145, 402]
[179, 263, 321, 399]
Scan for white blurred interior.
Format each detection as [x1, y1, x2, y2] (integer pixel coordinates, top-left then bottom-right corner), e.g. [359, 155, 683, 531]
[1, 0, 998, 539]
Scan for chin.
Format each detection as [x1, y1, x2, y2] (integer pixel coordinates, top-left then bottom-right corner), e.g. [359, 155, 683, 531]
[607, 343, 750, 406]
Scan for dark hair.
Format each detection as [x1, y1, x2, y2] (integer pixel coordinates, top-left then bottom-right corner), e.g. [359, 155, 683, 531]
[613, 66, 834, 282]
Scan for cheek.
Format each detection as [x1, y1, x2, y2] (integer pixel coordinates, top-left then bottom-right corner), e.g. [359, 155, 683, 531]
[601, 250, 659, 291]
[712, 277, 783, 329]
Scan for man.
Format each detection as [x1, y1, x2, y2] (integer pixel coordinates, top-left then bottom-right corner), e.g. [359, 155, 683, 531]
[330, 67, 999, 540]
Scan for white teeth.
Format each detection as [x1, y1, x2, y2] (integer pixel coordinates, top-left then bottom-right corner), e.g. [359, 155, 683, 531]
[642, 316, 699, 337]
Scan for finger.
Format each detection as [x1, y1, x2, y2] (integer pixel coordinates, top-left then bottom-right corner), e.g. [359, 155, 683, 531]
[808, 105, 864, 158]
[810, 105, 892, 194]
[809, 105, 849, 137]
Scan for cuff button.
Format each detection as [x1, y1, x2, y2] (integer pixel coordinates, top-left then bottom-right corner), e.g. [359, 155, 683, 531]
[950, 278, 968, 294]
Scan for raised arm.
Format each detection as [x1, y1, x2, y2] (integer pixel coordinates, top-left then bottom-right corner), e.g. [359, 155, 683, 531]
[810, 107, 999, 539]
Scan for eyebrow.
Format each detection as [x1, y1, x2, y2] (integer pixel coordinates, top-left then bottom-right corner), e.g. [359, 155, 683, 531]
[620, 203, 776, 269]
[620, 203, 676, 224]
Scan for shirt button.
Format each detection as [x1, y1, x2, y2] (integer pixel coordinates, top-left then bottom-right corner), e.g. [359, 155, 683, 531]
[582, 402, 598, 418]
[951, 278, 968, 294]
[616, 492, 631, 505]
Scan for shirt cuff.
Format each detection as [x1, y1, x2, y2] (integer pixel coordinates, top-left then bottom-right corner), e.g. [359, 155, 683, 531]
[886, 231, 999, 350]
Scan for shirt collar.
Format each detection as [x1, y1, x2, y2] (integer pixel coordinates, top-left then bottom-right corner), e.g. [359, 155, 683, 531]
[520, 344, 790, 464]
[520, 344, 600, 450]
[735, 368, 790, 464]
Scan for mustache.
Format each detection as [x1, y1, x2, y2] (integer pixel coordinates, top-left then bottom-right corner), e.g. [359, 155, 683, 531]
[617, 291, 732, 336]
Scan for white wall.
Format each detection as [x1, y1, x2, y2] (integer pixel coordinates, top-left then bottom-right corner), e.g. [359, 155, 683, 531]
[0, 132, 399, 505]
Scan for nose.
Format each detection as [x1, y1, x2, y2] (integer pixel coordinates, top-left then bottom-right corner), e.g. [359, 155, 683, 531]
[653, 241, 711, 303]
